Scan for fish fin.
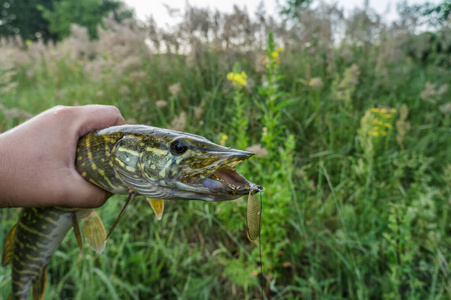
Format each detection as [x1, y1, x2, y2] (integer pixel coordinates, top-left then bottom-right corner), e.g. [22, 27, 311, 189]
[2, 224, 16, 266]
[32, 264, 47, 300]
[72, 214, 84, 257]
[146, 198, 164, 220]
[82, 210, 107, 254]
[106, 191, 136, 240]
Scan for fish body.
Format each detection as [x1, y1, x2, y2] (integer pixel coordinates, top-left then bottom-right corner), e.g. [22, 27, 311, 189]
[7, 207, 91, 299]
[2, 125, 262, 299]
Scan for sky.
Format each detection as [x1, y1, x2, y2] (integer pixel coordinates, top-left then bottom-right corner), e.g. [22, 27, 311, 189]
[122, 0, 439, 27]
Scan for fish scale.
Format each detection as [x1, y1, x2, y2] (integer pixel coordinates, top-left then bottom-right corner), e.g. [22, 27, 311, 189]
[2, 125, 263, 299]
[10, 207, 91, 299]
[76, 131, 125, 193]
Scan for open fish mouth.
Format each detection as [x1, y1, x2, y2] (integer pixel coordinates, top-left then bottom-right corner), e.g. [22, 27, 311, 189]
[175, 147, 263, 201]
[201, 165, 263, 196]
[208, 167, 255, 193]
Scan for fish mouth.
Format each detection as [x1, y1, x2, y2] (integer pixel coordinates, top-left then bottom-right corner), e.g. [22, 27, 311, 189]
[177, 148, 263, 201]
[199, 157, 264, 198]
[205, 166, 260, 194]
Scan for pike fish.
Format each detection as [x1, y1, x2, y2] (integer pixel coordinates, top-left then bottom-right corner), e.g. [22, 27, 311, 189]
[1, 125, 263, 300]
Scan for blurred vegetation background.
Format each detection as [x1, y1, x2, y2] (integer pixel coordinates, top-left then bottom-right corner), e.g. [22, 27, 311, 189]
[0, 0, 451, 298]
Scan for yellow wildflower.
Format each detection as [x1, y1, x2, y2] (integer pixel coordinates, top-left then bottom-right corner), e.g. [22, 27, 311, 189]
[372, 131, 380, 137]
[235, 76, 247, 86]
[271, 51, 278, 59]
[384, 123, 392, 129]
[277, 47, 284, 53]
[227, 71, 247, 87]
[370, 108, 380, 113]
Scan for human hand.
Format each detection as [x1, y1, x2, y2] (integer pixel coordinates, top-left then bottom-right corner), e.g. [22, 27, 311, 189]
[0, 105, 125, 208]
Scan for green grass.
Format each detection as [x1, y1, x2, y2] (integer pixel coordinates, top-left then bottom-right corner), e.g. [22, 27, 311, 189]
[1, 18, 451, 299]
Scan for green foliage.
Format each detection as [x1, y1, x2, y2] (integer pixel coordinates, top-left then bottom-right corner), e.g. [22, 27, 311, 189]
[424, 1, 451, 24]
[279, 0, 313, 19]
[1, 4, 451, 299]
[397, 0, 451, 27]
[0, 0, 131, 41]
[227, 62, 249, 150]
[38, 0, 129, 39]
[0, 0, 56, 41]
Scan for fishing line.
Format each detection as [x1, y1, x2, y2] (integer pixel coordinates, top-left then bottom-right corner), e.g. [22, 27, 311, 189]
[259, 191, 264, 299]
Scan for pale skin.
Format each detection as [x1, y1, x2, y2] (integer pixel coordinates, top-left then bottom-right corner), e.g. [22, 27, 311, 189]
[0, 105, 126, 208]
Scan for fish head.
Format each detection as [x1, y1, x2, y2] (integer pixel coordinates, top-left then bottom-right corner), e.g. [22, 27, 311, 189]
[137, 128, 263, 201]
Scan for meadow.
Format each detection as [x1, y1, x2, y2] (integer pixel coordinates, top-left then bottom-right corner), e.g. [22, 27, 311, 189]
[1, 3, 451, 299]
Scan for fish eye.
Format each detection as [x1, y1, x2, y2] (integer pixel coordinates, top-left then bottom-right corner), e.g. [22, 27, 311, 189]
[170, 139, 188, 155]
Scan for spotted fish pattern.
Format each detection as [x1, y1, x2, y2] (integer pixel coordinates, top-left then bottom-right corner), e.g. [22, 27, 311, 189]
[6, 207, 90, 299]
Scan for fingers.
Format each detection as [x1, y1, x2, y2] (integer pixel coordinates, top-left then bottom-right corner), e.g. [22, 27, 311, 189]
[66, 105, 124, 207]
[75, 105, 126, 137]
[46, 105, 125, 208]
[46, 105, 125, 137]
[59, 171, 112, 208]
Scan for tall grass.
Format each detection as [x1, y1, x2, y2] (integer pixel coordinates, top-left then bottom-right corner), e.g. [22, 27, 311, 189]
[1, 3, 451, 299]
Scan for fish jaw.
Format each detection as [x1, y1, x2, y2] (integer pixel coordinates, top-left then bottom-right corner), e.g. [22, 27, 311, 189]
[163, 148, 264, 201]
